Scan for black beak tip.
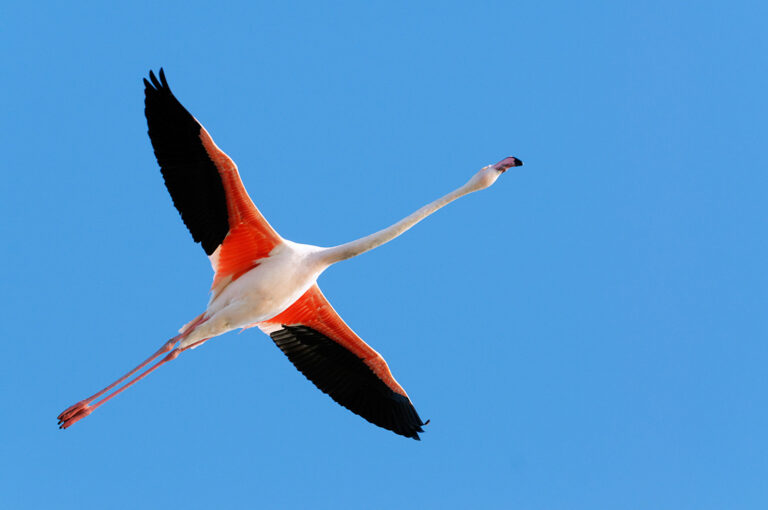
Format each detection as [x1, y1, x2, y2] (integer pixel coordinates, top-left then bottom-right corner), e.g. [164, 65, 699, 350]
[511, 157, 523, 167]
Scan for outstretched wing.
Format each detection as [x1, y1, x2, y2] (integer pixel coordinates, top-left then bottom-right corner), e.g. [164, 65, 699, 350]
[258, 285, 426, 440]
[143, 68, 282, 293]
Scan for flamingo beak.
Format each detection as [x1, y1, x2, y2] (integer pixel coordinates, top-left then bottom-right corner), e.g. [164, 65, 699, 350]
[492, 156, 523, 173]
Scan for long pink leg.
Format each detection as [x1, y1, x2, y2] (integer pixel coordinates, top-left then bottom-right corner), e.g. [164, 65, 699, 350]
[59, 338, 208, 429]
[58, 313, 207, 428]
[58, 336, 212, 428]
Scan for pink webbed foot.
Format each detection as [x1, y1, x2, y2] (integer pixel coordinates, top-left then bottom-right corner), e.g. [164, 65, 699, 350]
[58, 401, 93, 429]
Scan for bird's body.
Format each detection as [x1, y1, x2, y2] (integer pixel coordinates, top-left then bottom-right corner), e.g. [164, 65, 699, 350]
[185, 240, 324, 348]
[57, 69, 523, 439]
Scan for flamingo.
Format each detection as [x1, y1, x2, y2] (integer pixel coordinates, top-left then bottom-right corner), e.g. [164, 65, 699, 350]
[57, 68, 523, 439]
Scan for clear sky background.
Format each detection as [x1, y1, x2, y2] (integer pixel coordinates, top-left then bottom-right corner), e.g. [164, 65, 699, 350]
[1, 1, 766, 509]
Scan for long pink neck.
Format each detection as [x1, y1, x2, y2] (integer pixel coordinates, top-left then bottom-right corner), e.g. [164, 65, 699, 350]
[320, 178, 483, 266]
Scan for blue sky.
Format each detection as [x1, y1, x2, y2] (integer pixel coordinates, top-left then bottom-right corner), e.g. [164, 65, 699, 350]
[1, 1, 766, 509]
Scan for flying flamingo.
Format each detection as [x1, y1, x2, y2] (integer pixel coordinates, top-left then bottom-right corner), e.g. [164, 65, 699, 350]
[57, 69, 523, 439]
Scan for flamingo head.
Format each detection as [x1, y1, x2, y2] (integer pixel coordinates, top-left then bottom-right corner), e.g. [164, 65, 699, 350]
[466, 156, 524, 191]
[492, 156, 524, 172]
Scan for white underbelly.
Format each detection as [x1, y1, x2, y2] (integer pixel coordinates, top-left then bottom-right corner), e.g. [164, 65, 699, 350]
[180, 241, 326, 347]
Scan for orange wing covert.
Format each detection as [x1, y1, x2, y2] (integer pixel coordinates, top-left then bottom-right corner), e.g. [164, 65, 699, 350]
[197, 127, 283, 291]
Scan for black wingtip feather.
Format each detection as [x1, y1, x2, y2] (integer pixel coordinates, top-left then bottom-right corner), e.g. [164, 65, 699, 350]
[146, 68, 170, 92]
[149, 69, 158, 88]
[270, 325, 426, 440]
[143, 68, 230, 255]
